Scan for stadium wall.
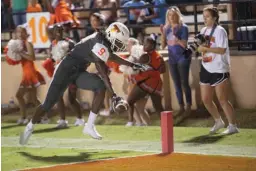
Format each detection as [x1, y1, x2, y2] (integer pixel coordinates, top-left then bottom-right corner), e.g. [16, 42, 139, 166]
[1, 51, 256, 109]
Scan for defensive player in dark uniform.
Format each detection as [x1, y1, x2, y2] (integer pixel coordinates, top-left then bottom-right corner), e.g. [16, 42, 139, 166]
[19, 22, 150, 144]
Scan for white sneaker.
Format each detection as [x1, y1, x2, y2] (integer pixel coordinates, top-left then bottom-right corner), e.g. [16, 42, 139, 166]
[74, 118, 84, 126]
[56, 119, 68, 128]
[99, 109, 110, 116]
[83, 123, 102, 140]
[19, 122, 34, 145]
[222, 125, 239, 135]
[125, 122, 134, 127]
[209, 118, 225, 134]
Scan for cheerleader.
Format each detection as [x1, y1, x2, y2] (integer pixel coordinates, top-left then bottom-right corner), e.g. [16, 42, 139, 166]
[120, 35, 165, 126]
[42, 24, 84, 128]
[5, 25, 45, 125]
[123, 38, 150, 126]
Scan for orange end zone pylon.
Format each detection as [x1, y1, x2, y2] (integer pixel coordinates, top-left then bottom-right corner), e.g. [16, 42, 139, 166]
[161, 111, 174, 154]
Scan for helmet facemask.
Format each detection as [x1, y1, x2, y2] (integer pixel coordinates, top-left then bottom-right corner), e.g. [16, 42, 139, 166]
[109, 38, 127, 52]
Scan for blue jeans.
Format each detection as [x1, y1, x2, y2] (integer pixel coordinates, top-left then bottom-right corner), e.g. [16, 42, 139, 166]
[169, 59, 192, 105]
[12, 9, 26, 26]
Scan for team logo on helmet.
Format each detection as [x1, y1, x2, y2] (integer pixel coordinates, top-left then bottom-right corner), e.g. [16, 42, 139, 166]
[110, 24, 121, 33]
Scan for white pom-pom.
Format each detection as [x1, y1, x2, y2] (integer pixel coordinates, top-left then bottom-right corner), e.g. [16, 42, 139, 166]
[51, 40, 69, 61]
[118, 45, 145, 75]
[6, 39, 23, 61]
[130, 45, 145, 60]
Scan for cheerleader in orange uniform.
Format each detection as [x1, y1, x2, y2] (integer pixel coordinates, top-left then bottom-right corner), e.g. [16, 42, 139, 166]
[7, 26, 45, 125]
[123, 35, 165, 126]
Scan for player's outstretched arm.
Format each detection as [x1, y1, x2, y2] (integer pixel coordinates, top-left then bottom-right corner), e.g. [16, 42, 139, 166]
[108, 53, 152, 72]
[108, 53, 134, 67]
[95, 61, 115, 96]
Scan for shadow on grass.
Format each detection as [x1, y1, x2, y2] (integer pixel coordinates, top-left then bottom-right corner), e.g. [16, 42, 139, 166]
[1, 124, 23, 129]
[182, 134, 227, 144]
[33, 127, 70, 134]
[18, 151, 131, 164]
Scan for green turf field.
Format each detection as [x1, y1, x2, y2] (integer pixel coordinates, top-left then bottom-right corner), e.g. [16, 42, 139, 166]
[2, 123, 256, 171]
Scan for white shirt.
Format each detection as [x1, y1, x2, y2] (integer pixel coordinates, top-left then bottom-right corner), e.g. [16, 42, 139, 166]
[200, 25, 230, 73]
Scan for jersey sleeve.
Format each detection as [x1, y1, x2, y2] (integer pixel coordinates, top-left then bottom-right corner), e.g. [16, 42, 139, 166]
[92, 43, 110, 62]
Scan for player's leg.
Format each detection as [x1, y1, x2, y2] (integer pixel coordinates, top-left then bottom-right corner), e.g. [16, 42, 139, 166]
[76, 72, 106, 139]
[20, 61, 79, 145]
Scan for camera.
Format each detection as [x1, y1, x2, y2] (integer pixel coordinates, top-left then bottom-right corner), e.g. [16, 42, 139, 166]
[184, 34, 209, 58]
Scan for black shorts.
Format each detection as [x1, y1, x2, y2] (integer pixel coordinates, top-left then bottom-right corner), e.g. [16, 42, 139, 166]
[199, 65, 230, 86]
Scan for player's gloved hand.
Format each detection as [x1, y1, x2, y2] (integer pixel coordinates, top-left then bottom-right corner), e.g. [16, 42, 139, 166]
[111, 94, 129, 114]
[132, 63, 152, 72]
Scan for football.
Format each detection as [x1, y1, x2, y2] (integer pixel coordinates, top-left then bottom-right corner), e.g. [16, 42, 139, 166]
[112, 96, 129, 114]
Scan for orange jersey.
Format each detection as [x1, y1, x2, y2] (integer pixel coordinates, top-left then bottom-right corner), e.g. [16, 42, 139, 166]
[131, 50, 163, 95]
[27, 3, 42, 13]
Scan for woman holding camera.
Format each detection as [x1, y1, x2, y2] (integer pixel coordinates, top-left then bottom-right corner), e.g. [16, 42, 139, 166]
[197, 7, 239, 134]
[161, 6, 192, 118]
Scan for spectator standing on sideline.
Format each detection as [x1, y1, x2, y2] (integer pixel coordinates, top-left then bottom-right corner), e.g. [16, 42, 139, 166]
[161, 7, 192, 121]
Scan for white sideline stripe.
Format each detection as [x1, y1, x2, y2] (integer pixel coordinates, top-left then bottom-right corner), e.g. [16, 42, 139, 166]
[3, 144, 160, 153]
